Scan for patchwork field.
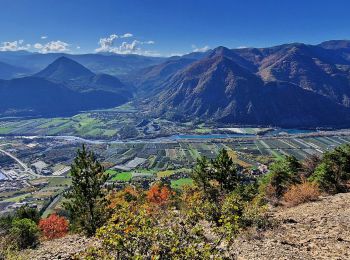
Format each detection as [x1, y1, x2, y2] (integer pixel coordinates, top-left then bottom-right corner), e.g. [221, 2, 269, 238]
[2, 130, 350, 216]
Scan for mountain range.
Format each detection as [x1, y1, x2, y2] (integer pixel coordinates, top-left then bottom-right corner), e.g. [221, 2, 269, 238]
[0, 51, 166, 79]
[0, 57, 132, 117]
[1, 40, 350, 127]
[141, 40, 350, 127]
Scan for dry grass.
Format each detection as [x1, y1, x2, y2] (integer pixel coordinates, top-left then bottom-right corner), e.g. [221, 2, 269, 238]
[283, 181, 320, 207]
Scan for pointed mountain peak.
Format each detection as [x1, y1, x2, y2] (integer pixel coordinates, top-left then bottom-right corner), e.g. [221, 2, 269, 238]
[35, 56, 95, 81]
[209, 46, 232, 57]
[207, 46, 257, 72]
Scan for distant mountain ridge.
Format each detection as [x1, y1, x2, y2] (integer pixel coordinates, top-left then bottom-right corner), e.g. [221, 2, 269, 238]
[2, 40, 350, 127]
[0, 57, 133, 117]
[34, 56, 131, 94]
[142, 40, 350, 127]
[0, 61, 29, 79]
[0, 51, 166, 77]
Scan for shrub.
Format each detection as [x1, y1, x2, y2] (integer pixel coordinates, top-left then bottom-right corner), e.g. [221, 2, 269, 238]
[283, 181, 320, 206]
[146, 183, 172, 206]
[301, 154, 321, 178]
[241, 195, 270, 229]
[264, 156, 301, 200]
[309, 145, 350, 193]
[84, 206, 227, 259]
[309, 162, 337, 193]
[14, 206, 40, 224]
[39, 214, 69, 240]
[9, 218, 39, 249]
[0, 215, 14, 235]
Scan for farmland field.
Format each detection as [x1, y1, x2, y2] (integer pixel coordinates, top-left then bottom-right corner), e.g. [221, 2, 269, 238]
[108, 171, 133, 181]
[2, 126, 350, 216]
[171, 178, 194, 189]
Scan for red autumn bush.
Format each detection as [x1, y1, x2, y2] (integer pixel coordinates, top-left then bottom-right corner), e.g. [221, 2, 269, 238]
[283, 181, 320, 207]
[39, 214, 69, 240]
[147, 184, 171, 206]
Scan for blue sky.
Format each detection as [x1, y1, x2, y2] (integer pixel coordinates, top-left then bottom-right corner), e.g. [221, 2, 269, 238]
[0, 0, 349, 56]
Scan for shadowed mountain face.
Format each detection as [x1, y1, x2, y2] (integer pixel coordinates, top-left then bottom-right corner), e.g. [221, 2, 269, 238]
[144, 40, 350, 127]
[0, 61, 29, 79]
[34, 56, 132, 94]
[0, 57, 133, 117]
[34, 56, 95, 81]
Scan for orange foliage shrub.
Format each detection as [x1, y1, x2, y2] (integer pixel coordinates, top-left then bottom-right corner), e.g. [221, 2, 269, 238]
[108, 186, 140, 210]
[283, 181, 320, 207]
[39, 214, 69, 240]
[147, 184, 172, 206]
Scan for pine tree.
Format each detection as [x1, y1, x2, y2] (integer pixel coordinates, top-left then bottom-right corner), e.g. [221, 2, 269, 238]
[64, 145, 109, 236]
[191, 149, 242, 202]
[211, 149, 241, 192]
[191, 156, 211, 192]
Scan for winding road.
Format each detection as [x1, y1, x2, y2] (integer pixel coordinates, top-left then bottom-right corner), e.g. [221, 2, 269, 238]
[0, 145, 41, 177]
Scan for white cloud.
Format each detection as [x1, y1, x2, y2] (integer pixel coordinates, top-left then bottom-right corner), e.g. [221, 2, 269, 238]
[95, 34, 119, 52]
[41, 36, 48, 39]
[120, 33, 133, 38]
[76, 46, 81, 49]
[192, 44, 210, 52]
[34, 40, 70, 53]
[110, 40, 157, 55]
[0, 40, 30, 51]
[34, 43, 43, 49]
[95, 34, 157, 56]
[237, 46, 248, 49]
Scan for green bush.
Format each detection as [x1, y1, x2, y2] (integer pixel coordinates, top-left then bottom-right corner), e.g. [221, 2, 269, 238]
[14, 206, 40, 224]
[265, 156, 301, 200]
[83, 206, 227, 259]
[0, 215, 14, 235]
[309, 144, 350, 193]
[10, 218, 39, 249]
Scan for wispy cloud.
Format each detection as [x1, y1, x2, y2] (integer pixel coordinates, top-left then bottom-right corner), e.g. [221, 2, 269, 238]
[95, 33, 158, 56]
[41, 35, 48, 39]
[120, 33, 133, 38]
[95, 34, 118, 52]
[34, 40, 70, 53]
[111, 40, 156, 55]
[192, 44, 210, 52]
[0, 40, 31, 51]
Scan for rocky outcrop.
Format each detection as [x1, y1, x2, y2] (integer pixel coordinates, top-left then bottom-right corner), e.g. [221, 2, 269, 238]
[233, 192, 350, 259]
[20, 234, 98, 260]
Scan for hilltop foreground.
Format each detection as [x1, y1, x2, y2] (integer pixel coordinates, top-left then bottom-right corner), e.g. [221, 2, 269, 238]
[19, 192, 350, 260]
[234, 192, 350, 260]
